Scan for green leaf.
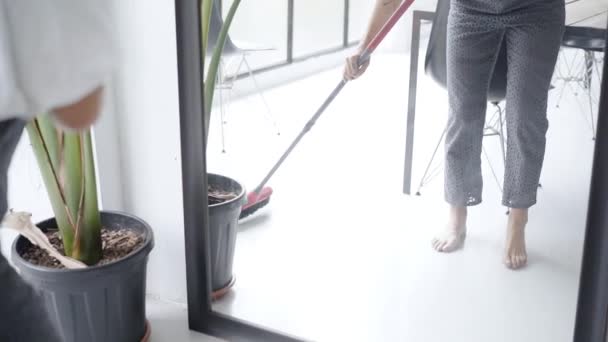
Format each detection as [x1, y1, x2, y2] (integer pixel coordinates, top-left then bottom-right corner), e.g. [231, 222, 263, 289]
[77, 131, 102, 265]
[26, 119, 75, 255]
[201, 0, 213, 62]
[62, 132, 83, 226]
[26, 118, 101, 264]
[203, 0, 242, 145]
[37, 114, 61, 171]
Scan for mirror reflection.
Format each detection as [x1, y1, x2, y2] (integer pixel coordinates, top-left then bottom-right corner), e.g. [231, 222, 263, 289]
[203, 0, 606, 340]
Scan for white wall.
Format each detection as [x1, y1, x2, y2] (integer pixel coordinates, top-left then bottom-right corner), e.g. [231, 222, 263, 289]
[107, 0, 187, 303]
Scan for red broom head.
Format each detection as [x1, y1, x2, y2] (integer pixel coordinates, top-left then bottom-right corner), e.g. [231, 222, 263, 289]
[245, 186, 273, 208]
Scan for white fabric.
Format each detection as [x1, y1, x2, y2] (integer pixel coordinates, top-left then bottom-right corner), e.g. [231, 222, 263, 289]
[0, 1, 117, 121]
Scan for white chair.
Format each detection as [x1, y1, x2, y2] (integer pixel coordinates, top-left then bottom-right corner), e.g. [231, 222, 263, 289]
[207, 2, 280, 152]
[554, 26, 606, 140]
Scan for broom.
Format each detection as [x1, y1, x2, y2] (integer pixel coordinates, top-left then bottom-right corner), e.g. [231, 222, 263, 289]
[239, 0, 416, 220]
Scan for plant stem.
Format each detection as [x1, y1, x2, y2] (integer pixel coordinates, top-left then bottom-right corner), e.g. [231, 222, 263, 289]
[203, 0, 242, 145]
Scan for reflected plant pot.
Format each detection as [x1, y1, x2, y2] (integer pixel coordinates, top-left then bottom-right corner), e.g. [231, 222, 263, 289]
[207, 173, 246, 298]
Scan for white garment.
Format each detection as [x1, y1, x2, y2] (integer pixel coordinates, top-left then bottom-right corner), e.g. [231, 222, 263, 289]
[0, 1, 117, 121]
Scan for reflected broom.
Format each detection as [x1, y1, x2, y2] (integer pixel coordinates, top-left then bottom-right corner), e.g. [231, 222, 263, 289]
[239, 0, 417, 220]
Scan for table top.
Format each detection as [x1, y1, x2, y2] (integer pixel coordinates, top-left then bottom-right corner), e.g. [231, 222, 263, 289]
[566, 0, 607, 28]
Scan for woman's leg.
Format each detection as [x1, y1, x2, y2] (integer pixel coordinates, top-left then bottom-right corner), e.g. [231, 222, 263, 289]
[433, 9, 504, 252]
[0, 119, 62, 341]
[502, 5, 565, 268]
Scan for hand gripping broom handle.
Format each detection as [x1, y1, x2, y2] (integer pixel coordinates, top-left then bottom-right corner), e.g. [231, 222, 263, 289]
[253, 0, 416, 194]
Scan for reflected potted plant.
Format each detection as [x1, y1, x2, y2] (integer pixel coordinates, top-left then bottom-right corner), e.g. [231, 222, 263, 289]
[6, 114, 154, 342]
[201, 0, 246, 299]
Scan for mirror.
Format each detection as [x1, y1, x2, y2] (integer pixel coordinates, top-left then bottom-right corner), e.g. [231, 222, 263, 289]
[201, 0, 607, 340]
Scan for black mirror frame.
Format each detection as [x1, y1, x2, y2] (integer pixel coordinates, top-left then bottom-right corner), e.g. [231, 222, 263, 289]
[175, 0, 608, 339]
[175, 0, 303, 340]
[573, 25, 608, 342]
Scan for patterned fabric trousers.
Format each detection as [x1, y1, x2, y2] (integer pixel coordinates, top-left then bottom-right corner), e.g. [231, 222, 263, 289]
[445, 0, 565, 208]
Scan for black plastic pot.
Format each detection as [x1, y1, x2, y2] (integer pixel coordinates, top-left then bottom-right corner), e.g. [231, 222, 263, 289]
[12, 211, 154, 342]
[208, 173, 245, 295]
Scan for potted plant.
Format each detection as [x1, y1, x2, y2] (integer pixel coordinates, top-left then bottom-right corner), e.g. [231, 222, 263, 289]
[201, 0, 247, 299]
[8, 114, 154, 342]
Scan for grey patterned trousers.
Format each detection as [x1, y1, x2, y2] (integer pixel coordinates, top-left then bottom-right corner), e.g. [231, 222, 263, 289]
[0, 119, 61, 341]
[445, 0, 565, 208]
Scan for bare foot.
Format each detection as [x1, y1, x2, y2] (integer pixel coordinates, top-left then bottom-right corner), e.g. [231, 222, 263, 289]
[504, 209, 528, 269]
[432, 206, 467, 253]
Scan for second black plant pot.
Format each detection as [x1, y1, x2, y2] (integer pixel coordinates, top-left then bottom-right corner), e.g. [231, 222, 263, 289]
[207, 173, 245, 299]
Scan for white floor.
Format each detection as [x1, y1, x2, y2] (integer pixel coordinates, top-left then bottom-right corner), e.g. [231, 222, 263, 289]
[147, 297, 223, 342]
[204, 43, 601, 342]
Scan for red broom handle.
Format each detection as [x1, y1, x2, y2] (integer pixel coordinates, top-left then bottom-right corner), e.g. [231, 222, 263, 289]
[251, 0, 416, 194]
[358, 0, 416, 64]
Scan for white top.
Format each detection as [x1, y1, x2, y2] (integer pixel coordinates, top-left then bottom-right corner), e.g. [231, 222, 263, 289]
[0, 1, 117, 121]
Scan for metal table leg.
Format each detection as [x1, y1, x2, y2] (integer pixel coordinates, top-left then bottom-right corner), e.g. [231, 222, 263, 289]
[403, 10, 435, 194]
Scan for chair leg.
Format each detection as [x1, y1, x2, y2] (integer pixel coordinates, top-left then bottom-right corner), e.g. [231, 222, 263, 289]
[585, 51, 597, 140]
[415, 103, 507, 196]
[415, 127, 447, 196]
[222, 56, 246, 126]
[554, 79, 568, 109]
[555, 49, 585, 105]
[569, 51, 598, 139]
[554, 49, 571, 108]
[584, 51, 593, 90]
[218, 60, 227, 153]
[556, 48, 599, 139]
[242, 56, 281, 135]
[588, 85, 596, 140]
[494, 103, 507, 165]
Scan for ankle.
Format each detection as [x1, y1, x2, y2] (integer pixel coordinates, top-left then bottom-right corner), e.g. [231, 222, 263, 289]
[449, 206, 467, 227]
[450, 205, 467, 216]
[508, 208, 528, 227]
